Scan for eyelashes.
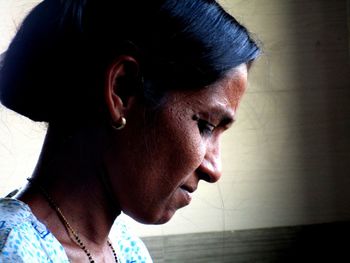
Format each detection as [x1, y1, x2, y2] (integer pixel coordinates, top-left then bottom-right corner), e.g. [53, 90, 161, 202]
[192, 115, 216, 136]
[198, 120, 216, 135]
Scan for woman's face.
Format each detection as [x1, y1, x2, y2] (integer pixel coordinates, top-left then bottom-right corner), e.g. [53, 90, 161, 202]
[105, 64, 248, 224]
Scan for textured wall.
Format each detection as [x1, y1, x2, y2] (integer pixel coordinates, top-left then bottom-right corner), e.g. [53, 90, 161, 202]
[211, 0, 350, 230]
[1, 0, 350, 238]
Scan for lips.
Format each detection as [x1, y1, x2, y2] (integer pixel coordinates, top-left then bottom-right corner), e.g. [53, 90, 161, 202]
[179, 188, 192, 205]
[179, 184, 197, 204]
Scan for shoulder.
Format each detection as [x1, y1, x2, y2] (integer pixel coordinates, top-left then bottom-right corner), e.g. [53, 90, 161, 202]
[0, 198, 32, 224]
[0, 198, 34, 251]
[112, 216, 153, 263]
[0, 198, 69, 262]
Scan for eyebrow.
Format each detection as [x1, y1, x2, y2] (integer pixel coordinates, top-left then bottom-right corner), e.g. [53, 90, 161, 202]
[220, 114, 235, 127]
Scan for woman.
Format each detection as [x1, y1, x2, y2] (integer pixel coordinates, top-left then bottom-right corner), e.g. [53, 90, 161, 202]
[0, 0, 260, 262]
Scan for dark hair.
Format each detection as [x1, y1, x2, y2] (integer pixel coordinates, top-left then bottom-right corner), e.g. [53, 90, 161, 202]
[0, 0, 260, 125]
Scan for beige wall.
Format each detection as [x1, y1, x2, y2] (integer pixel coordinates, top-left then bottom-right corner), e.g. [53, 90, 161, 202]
[1, 0, 349, 237]
[216, 0, 350, 230]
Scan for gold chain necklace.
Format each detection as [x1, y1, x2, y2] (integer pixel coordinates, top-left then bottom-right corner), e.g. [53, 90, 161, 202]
[27, 178, 118, 263]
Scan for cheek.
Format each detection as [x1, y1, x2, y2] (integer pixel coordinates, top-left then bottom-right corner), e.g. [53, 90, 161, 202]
[182, 132, 205, 168]
[161, 110, 205, 175]
[169, 135, 203, 178]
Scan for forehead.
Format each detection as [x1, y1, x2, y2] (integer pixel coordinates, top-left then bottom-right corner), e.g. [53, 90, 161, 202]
[208, 64, 248, 107]
[168, 64, 248, 114]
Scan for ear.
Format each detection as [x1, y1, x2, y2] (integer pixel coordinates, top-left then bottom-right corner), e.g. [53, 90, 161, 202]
[104, 56, 140, 123]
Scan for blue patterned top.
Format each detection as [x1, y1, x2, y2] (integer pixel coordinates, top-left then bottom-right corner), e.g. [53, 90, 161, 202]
[0, 198, 152, 263]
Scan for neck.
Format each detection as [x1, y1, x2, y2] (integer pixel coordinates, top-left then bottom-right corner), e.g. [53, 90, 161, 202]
[18, 126, 121, 247]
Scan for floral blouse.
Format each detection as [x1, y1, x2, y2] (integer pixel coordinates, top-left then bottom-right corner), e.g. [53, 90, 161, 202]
[0, 198, 152, 263]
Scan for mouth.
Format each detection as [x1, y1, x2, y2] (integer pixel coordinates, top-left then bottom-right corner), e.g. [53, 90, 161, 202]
[179, 185, 197, 204]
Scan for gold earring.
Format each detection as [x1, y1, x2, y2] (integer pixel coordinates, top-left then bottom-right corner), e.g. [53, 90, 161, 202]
[112, 117, 126, 130]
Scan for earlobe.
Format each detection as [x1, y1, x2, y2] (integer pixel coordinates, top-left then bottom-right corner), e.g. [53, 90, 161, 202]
[104, 56, 140, 123]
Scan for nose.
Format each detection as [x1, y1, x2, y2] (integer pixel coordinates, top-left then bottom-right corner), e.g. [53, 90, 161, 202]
[197, 139, 222, 183]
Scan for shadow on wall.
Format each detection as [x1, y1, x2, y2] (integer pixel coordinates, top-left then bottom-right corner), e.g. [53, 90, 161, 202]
[290, 0, 350, 222]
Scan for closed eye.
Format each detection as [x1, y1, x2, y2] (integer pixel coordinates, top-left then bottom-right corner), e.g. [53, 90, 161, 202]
[198, 119, 215, 135]
[192, 115, 216, 136]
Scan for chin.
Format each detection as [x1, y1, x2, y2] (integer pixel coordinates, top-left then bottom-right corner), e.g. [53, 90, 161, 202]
[153, 211, 175, 225]
[126, 208, 176, 225]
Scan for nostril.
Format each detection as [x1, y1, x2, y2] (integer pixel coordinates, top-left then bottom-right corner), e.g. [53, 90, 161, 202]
[197, 170, 213, 183]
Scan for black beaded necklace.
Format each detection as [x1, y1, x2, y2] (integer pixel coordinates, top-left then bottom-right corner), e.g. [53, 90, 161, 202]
[27, 178, 118, 263]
